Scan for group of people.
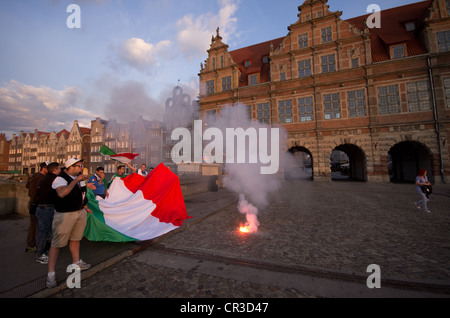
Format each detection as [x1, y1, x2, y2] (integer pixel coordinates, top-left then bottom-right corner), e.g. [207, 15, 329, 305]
[25, 159, 153, 288]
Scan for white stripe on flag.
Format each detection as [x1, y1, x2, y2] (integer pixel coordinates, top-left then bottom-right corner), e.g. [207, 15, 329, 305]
[97, 178, 178, 241]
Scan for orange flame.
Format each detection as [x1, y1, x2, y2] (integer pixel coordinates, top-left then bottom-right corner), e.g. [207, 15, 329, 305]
[239, 226, 250, 233]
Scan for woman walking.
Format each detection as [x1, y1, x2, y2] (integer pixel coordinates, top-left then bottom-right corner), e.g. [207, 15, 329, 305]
[415, 168, 432, 213]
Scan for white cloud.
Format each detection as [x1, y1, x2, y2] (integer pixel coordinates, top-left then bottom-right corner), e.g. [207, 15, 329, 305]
[0, 80, 99, 134]
[119, 37, 172, 70]
[176, 0, 239, 60]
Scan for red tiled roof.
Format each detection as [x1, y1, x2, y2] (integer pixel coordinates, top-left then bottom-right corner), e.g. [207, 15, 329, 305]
[57, 129, 70, 139]
[80, 127, 91, 136]
[229, 37, 284, 86]
[228, 0, 432, 83]
[346, 0, 432, 62]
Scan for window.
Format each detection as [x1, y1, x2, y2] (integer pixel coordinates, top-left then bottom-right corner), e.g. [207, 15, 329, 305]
[206, 110, 217, 124]
[257, 103, 270, 124]
[405, 22, 415, 31]
[347, 90, 367, 117]
[280, 72, 286, 81]
[298, 33, 308, 48]
[447, 0, 450, 15]
[212, 57, 216, 70]
[378, 85, 400, 114]
[278, 100, 293, 124]
[351, 58, 359, 69]
[444, 78, 450, 108]
[249, 74, 258, 85]
[407, 81, 431, 112]
[437, 31, 450, 53]
[206, 80, 214, 95]
[298, 59, 311, 78]
[392, 44, 405, 59]
[222, 76, 231, 91]
[246, 105, 252, 120]
[321, 27, 332, 43]
[220, 55, 224, 68]
[245, 60, 251, 68]
[323, 93, 341, 119]
[298, 97, 314, 122]
[263, 56, 269, 64]
[321, 54, 336, 73]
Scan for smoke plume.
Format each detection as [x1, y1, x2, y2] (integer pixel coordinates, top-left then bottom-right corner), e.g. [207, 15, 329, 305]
[211, 104, 287, 233]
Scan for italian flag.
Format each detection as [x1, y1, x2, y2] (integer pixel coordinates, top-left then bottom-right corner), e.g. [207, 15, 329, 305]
[99, 145, 139, 164]
[84, 164, 192, 242]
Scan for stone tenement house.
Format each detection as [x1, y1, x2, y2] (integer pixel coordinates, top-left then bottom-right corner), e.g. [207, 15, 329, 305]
[0, 134, 10, 172]
[198, 0, 450, 183]
[7, 122, 83, 175]
[93, 117, 164, 176]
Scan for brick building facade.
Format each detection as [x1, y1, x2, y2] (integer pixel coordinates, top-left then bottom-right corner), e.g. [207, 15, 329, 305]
[198, 0, 450, 183]
[0, 134, 10, 172]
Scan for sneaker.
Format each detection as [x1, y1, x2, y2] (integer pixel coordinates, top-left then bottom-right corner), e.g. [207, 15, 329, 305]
[73, 259, 91, 271]
[35, 254, 48, 264]
[46, 273, 56, 289]
[426, 210, 431, 213]
[414, 202, 421, 210]
[25, 246, 36, 252]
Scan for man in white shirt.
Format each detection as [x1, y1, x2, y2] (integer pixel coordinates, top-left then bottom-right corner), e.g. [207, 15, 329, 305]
[137, 163, 148, 177]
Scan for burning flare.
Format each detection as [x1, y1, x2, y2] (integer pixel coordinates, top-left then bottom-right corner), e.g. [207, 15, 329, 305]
[239, 226, 250, 233]
[237, 194, 259, 234]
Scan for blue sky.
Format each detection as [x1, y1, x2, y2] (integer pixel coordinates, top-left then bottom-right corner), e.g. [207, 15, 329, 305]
[0, 0, 419, 137]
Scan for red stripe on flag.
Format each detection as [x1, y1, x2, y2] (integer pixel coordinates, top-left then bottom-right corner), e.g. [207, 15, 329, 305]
[110, 153, 139, 160]
[122, 164, 192, 226]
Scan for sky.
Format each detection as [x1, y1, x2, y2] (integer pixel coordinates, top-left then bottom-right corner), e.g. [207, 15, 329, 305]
[0, 0, 421, 138]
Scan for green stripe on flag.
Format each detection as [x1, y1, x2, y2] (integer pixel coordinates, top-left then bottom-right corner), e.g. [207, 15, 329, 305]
[84, 188, 138, 242]
[99, 145, 116, 156]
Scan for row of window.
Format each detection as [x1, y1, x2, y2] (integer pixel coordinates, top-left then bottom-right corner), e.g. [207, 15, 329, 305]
[205, 28, 450, 95]
[206, 80, 444, 124]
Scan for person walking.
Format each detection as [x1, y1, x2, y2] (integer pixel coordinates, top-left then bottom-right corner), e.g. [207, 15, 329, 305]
[415, 168, 432, 213]
[46, 158, 92, 288]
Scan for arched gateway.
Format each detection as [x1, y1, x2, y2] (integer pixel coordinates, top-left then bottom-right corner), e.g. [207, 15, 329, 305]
[388, 141, 434, 183]
[330, 144, 367, 182]
[285, 146, 313, 180]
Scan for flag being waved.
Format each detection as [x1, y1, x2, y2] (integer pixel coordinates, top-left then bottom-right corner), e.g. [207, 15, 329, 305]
[99, 145, 139, 164]
[84, 163, 192, 242]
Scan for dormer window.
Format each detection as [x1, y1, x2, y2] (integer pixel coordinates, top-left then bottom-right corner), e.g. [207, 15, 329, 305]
[263, 56, 269, 64]
[391, 44, 405, 59]
[245, 60, 251, 68]
[405, 22, 415, 31]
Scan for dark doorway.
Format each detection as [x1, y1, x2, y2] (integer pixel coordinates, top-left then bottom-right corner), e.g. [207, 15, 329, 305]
[285, 147, 313, 180]
[330, 144, 367, 181]
[388, 141, 434, 183]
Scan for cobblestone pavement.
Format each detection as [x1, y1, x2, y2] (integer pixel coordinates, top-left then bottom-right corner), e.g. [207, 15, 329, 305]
[52, 181, 450, 298]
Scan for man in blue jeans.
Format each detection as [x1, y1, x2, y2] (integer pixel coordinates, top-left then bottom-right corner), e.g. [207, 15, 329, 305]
[35, 162, 61, 264]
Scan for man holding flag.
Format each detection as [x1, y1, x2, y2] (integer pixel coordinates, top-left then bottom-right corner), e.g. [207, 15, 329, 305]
[99, 145, 139, 188]
[107, 163, 136, 188]
[47, 158, 91, 288]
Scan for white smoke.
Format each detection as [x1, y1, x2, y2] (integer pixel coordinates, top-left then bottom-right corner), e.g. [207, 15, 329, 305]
[237, 194, 259, 233]
[210, 103, 287, 233]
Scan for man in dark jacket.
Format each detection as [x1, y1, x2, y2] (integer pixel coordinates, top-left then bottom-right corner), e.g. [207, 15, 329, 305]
[46, 158, 92, 288]
[25, 162, 49, 252]
[34, 162, 61, 264]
